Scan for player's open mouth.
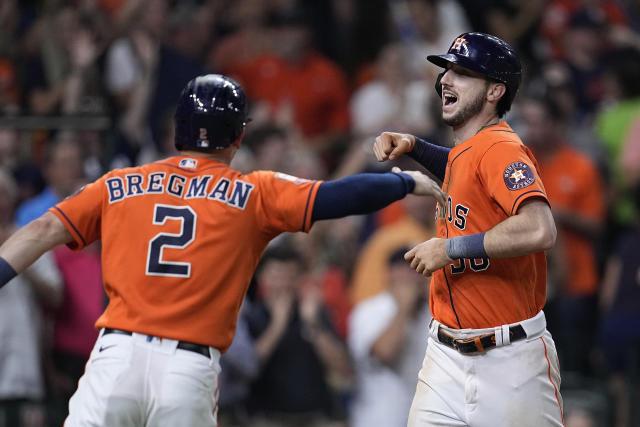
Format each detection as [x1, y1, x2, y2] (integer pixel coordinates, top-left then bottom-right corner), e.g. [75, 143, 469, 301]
[443, 93, 458, 107]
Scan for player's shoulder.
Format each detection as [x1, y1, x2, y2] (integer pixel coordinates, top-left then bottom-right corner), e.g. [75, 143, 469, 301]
[104, 164, 145, 178]
[474, 122, 522, 150]
[473, 127, 530, 163]
[454, 124, 524, 169]
[102, 158, 172, 178]
[243, 170, 315, 186]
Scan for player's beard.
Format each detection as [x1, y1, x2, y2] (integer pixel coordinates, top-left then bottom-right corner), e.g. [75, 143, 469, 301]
[443, 87, 486, 128]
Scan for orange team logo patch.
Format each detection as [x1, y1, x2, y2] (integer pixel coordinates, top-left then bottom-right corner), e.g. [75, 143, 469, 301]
[451, 37, 469, 55]
[503, 162, 535, 190]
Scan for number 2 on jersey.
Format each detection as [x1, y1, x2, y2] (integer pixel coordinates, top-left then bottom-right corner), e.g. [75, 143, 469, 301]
[146, 204, 197, 277]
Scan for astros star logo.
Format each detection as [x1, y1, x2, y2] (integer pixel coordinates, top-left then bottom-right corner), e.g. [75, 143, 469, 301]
[503, 162, 535, 190]
[510, 169, 526, 183]
[452, 37, 468, 53]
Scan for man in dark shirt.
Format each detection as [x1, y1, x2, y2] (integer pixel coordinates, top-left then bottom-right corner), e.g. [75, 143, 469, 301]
[246, 243, 351, 426]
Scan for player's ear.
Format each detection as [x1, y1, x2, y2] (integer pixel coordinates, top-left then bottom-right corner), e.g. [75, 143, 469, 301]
[232, 129, 245, 149]
[486, 82, 506, 103]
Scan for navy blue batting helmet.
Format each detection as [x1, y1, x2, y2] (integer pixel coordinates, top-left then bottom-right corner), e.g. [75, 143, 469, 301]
[427, 32, 522, 115]
[174, 74, 249, 151]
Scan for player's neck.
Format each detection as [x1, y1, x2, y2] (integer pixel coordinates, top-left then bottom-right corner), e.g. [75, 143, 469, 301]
[179, 149, 234, 165]
[451, 112, 501, 146]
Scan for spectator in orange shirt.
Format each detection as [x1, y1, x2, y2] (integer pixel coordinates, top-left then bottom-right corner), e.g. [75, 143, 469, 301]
[520, 94, 605, 375]
[230, 7, 350, 167]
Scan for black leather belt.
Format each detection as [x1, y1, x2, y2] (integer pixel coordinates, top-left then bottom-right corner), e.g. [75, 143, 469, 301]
[437, 324, 527, 354]
[103, 328, 210, 359]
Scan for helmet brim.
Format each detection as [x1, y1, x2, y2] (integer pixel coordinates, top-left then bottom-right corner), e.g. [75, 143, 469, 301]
[427, 54, 482, 74]
[426, 54, 453, 68]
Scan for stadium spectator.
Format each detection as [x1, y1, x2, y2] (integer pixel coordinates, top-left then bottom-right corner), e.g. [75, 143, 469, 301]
[596, 186, 640, 427]
[0, 128, 20, 175]
[596, 47, 640, 228]
[0, 167, 62, 427]
[218, 299, 260, 427]
[12, 134, 103, 425]
[520, 94, 605, 375]
[15, 133, 84, 227]
[104, 0, 203, 166]
[393, 0, 470, 80]
[21, 6, 107, 116]
[0, 59, 20, 114]
[245, 243, 352, 427]
[348, 247, 430, 427]
[540, 0, 629, 61]
[230, 7, 351, 166]
[207, 0, 272, 75]
[350, 194, 436, 305]
[350, 42, 436, 140]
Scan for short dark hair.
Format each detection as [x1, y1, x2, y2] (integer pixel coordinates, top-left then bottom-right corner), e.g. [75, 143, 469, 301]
[257, 242, 305, 273]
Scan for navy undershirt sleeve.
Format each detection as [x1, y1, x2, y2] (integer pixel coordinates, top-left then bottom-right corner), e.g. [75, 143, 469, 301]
[0, 257, 17, 289]
[311, 173, 415, 221]
[408, 137, 450, 182]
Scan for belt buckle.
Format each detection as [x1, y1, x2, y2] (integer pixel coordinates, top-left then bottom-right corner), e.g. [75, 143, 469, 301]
[451, 338, 461, 352]
[453, 335, 482, 354]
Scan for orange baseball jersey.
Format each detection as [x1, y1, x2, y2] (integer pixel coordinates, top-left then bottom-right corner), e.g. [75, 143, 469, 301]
[537, 145, 605, 296]
[431, 122, 549, 329]
[48, 156, 321, 352]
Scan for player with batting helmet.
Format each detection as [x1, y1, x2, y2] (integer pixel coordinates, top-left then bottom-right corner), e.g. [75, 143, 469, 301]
[373, 33, 565, 426]
[0, 74, 445, 426]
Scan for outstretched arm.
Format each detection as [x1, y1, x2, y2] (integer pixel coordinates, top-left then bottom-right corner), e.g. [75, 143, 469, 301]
[311, 167, 445, 222]
[373, 132, 450, 181]
[0, 212, 73, 287]
[405, 198, 556, 276]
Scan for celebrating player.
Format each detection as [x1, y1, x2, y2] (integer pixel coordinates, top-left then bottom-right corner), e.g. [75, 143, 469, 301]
[373, 33, 564, 426]
[0, 74, 444, 427]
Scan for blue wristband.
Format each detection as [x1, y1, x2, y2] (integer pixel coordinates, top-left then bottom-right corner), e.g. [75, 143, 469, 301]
[0, 257, 17, 288]
[446, 233, 488, 259]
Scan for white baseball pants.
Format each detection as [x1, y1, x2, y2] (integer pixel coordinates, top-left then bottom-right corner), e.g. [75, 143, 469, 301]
[64, 329, 221, 427]
[408, 311, 564, 427]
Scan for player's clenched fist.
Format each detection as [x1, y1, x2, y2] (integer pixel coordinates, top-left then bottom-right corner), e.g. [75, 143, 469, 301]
[373, 132, 416, 161]
[404, 238, 453, 277]
[391, 167, 446, 207]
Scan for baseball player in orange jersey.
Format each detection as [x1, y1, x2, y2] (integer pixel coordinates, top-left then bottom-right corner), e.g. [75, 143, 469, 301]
[0, 74, 445, 427]
[374, 33, 565, 426]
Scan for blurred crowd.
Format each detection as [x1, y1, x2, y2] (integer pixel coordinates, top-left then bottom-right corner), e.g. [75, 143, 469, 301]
[1, 0, 640, 426]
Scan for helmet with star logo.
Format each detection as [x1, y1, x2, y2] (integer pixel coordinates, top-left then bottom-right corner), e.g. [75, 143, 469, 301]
[427, 32, 522, 117]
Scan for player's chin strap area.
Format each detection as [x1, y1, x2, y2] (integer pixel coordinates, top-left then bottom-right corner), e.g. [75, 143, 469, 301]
[430, 310, 547, 355]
